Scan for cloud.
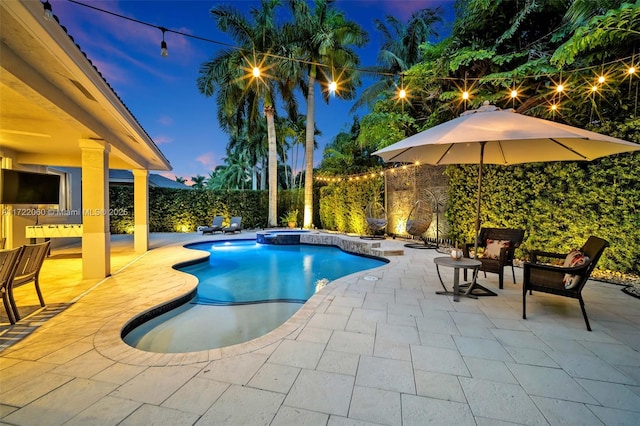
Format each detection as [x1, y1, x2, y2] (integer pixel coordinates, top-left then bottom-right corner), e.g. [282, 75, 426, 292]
[196, 152, 217, 168]
[153, 135, 173, 145]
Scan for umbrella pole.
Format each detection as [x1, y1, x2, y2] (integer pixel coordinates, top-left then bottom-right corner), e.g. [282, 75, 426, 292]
[473, 142, 486, 259]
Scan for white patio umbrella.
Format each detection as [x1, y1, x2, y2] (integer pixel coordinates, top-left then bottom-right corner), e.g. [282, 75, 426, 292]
[373, 102, 640, 260]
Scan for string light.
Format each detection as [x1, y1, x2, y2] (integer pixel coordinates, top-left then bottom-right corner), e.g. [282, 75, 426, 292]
[316, 162, 436, 186]
[160, 27, 168, 57]
[328, 80, 338, 94]
[60, 0, 638, 117]
[42, 0, 53, 20]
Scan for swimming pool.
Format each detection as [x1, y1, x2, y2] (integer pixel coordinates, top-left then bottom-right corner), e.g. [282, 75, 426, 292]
[123, 239, 386, 353]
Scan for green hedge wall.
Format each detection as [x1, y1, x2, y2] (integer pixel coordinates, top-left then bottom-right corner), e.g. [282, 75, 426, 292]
[446, 153, 640, 274]
[318, 178, 384, 234]
[109, 187, 306, 233]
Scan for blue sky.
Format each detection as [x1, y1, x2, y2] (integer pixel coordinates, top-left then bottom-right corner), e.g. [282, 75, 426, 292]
[49, 0, 455, 183]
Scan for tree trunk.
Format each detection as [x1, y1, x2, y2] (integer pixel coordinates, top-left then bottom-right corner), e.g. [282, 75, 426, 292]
[265, 105, 278, 227]
[303, 72, 316, 228]
[252, 165, 258, 191]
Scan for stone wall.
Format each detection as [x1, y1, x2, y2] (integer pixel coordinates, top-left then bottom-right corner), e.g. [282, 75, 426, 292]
[385, 165, 449, 241]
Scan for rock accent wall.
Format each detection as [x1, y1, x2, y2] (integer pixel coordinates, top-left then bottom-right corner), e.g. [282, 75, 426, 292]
[300, 233, 381, 256]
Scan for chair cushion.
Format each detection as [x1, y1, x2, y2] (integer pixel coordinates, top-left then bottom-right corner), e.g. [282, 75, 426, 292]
[482, 239, 511, 259]
[562, 249, 590, 289]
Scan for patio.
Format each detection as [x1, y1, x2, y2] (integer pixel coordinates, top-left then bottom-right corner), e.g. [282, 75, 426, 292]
[1, 232, 639, 425]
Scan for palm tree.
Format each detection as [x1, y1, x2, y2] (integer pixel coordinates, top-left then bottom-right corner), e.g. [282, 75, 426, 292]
[190, 175, 207, 190]
[286, 0, 368, 228]
[351, 8, 442, 112]
[198, 0, 295, 226]
[174, 176, 186, 184]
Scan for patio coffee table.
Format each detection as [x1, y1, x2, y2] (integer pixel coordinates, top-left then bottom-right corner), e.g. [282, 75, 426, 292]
[434, 256, 481, 302]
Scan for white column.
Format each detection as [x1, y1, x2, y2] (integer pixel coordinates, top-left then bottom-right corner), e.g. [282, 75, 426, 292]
[0, 155, 14, 248]
[80, 139, 110, 279]
[132, 169, 149, 253]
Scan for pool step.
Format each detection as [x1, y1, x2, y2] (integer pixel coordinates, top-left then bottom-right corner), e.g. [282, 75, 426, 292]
[371, 247, 404, 256]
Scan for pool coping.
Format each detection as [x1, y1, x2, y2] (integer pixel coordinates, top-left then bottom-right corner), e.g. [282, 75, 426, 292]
[92, 233, 394, 366]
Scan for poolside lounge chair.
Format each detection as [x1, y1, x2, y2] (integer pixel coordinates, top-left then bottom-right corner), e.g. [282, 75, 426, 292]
[523, 236, 609, 331]
[1, 247, 23, 324]
[223, 216, 242, 234]
[9, 241, 50, 321]
[201, 216, 224, 234]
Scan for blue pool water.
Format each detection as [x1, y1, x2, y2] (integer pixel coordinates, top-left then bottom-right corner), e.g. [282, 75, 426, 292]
[123, 240, 386, 353]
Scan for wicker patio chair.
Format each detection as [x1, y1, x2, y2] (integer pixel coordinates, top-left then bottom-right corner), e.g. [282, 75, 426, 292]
[522, 236, 609, 331]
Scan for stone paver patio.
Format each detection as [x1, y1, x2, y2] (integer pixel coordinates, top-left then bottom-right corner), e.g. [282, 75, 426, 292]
[1, 231, 639, 425]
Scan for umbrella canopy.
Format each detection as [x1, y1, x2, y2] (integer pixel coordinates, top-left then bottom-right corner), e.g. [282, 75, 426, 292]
[373, 102, 640, 265]
[373, 103, 640, 165]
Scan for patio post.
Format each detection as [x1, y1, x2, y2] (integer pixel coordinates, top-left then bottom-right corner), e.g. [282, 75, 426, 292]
[80, 138, 110, 278]
[133, 169, 149, 253]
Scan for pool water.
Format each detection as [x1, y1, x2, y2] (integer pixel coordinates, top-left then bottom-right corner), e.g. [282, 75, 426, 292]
[123, 240, 386, 353]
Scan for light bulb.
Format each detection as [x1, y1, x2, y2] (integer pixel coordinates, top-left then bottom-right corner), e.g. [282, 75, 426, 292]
[399, 88, 407, 99]
[551, 104, 558, 111]
[43, 1, 53, 20]
[252, 67, 261, 78]
[629, 66, 636, 75]
[329, 81, 337, 93]
[510, 89, 518, 98]
[462, 91, 469, 100]
[160, 40, 168, 57]
[556, 84, 564, 93]
[598, 75, 605, 84]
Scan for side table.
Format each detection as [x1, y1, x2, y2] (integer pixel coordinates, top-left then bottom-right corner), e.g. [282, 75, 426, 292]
[434, 256, 481, 302]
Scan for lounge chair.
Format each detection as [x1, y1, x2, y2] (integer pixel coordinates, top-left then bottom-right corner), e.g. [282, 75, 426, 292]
[523, 236, 609, 331]
[201, 215, 224, 234]
[1, 247, 23, 324]
[8, 241, 50, 321]
[223, 216, 242, 233]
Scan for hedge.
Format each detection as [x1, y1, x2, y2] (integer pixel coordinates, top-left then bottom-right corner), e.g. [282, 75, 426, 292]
[109, 187, 304, 233]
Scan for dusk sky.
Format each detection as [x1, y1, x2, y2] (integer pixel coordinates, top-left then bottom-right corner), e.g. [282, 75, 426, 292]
[49, 0, 455, 184]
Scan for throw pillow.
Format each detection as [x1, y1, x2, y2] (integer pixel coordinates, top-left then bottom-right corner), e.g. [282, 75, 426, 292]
[562, 250, 590, 289]
[482, 239, 511, 259]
